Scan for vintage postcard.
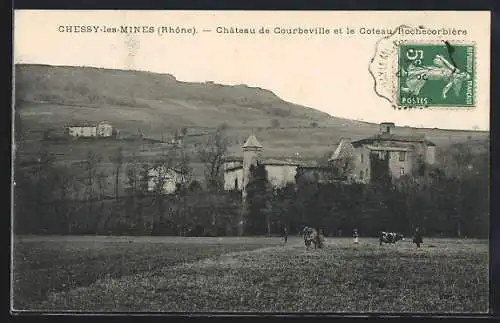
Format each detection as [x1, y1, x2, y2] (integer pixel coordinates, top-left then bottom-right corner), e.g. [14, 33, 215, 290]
[12, 10, 490, 313]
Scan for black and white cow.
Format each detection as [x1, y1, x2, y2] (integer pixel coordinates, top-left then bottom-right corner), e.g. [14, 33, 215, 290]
[301, 226, 323, 249]
[379, 231, 404, 246]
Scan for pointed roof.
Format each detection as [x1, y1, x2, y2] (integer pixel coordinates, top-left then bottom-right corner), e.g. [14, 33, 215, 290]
[329, 138, 354, 161]
[243, 135, 263, 149]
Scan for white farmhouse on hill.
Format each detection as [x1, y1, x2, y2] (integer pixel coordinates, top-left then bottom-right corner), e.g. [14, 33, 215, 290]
[67, 121, 114, 138]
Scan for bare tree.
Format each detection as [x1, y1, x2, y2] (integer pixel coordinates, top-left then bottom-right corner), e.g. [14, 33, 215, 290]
[111, 147, 124, 200]
[125, 152, 141, 196]
[80, 150, 102, 231]
[196, 125, 228, 191]
[176, 147, 194, 236]
[329, 155, 355, 181]
[81, 150, 102, 202]
[97, 171, 107, 200]
[54, 165, 79, 233]
[148, 148, 177, 234]
[176, 148, 193, 189]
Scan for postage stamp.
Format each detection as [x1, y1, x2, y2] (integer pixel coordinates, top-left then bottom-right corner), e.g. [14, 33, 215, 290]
[397, 43, 475, 107]
[369, 25, 477, 109]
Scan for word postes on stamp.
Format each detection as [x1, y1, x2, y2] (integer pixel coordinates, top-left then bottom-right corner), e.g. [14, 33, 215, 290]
[369, 25, 476, 109]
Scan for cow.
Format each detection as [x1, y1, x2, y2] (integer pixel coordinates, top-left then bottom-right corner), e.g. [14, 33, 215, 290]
[379, 231, 404, 246]
[301, 226, 324, 249]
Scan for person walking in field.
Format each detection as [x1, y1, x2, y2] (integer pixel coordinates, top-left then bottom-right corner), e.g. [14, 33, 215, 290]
[353, 228, 359, 244]
[317, 228, 325, 248]
[283, 225, 289, 243]
[413, 227, 423, 248]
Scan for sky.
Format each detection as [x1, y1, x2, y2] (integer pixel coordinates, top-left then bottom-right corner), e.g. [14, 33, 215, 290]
[13, 10, 490, 130]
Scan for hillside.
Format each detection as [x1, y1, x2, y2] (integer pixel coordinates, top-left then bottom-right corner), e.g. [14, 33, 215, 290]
[15, 64, 489, 165]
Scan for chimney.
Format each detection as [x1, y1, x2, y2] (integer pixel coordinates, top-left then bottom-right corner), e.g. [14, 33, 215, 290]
[380, 122, 395, 135]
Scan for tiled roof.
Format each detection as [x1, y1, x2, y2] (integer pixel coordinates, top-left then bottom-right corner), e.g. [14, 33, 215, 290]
[243, 135, 263, 149]
[224, 156, 243, 162]
[298, 165, 333, 171]
[67, 121, 112, 128]
[225, 165, 243, 172]
[352, 133, 436, 146]
[365, 145, 413, 152]
[67, 123, 98, 128]
[262, 159, 300, 166]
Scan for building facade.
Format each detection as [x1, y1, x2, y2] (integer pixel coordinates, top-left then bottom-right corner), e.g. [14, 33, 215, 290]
[148, 122, 437, 196]
[224, 135, 335, 201]
[329, 122, 436, 183]
[96, 121, 113, 137]
[223, 135, 301, 198]
[68, 121, 114, 138]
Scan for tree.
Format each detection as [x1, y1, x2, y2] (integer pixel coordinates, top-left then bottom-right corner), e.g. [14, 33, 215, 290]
[196, 125, 228, 191]
[15, 149, 57, 233]
[175, 147, 193, 236]
[49, 165, 79, 233]
[188, 180, 203, 192]
[436, 143, 488, 237]
[125, 152, 141, 195]
[124, 152, 142, 231]
[96, 170, 108, 199]
[330, 156, 355, 181]
[81, 150, 101, 201]
[175, 147, 193, 190]
[111, 147, 124, 200]
[245, 163, 272, 235]
[79, 150, 102, 232]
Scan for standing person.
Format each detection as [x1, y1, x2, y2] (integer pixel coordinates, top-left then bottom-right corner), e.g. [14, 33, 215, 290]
[283, 225, 289, 243]
[317, 228, 324, 248]
[413, 226, 423, 248]
[353, 228, 359, 244]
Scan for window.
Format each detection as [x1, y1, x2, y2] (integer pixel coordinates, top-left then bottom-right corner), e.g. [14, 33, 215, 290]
[234, 178, 239, 190]
[399, 151, 406, 162]
[400, 167, 405, 176]
[361, 153, 364, 163]
[360, 170, 364, 179]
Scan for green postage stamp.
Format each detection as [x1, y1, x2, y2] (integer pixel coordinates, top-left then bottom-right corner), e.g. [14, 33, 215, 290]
[369, 26, 476, 109]
[398, 44, 475, 107]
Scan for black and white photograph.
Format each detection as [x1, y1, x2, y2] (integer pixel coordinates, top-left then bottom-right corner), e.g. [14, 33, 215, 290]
[11, 10, 490, 313]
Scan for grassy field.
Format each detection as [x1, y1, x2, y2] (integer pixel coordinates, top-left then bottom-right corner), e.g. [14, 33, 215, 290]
[12, 236, 489, 313]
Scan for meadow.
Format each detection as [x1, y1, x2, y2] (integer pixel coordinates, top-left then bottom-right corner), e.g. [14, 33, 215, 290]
[12, 236, 489, 313]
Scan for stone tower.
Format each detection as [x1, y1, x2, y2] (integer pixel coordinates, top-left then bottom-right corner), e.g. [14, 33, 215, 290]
[241, 134, 263, 201]
[238, 134, 263, 236]
[379, 122, 396, 135]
